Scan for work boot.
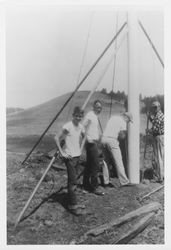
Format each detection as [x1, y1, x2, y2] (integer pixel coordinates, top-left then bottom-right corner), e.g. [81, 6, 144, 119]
[103, 182, 115, 188]
[68, 204, 85, 210]
[121, 182, 136, 187]
[92, 187, 105, 196]
[68, 204, 86, 216]
[71, 208, 87, 216]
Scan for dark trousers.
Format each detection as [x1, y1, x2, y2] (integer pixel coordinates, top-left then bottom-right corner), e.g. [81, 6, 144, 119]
[83, 141, 100, 191]
[64, 157, 80, 205]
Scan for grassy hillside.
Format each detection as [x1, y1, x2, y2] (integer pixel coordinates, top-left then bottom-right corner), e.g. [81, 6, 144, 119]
[6, 107, 24, 115]
[7, 90, 147, 153]
[7, 91, 126, 137]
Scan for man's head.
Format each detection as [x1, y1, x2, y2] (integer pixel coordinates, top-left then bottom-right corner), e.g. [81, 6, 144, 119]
[122, 112, 133, 123]
[151, 101, 161, 114]
[93, 100, 102, 115]
[72, 106, 84, 124]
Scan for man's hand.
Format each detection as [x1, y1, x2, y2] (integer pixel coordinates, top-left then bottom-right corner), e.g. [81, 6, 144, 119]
[147, 111, 154, 122]
[118, 130, 126, 140]
[146, 111, 151, 117]
[146, 128, 152, 136]
[61, 152, 72, 159]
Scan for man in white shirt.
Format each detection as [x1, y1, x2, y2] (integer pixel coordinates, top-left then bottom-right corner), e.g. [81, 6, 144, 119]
[55, 106, 85, 215]
[82, 100, 104, 195]
[102, 112, 133, 186]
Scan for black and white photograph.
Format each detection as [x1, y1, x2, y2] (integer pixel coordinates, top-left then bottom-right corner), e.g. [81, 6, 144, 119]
[1, 0, 169, 247]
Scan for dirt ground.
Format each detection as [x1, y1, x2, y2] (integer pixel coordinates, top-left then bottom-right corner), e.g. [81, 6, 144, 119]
[7, 137, 164, 245]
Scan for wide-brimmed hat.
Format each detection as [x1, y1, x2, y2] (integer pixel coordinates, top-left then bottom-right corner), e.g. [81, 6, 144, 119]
[123, 112, 133, 123]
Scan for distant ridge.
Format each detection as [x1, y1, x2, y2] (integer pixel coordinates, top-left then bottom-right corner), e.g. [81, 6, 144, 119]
[7, 90, 125, 136]
[6, 107, 24, 115]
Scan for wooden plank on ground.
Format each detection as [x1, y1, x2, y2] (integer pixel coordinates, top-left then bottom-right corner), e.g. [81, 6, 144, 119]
[85, 202, 161, 237]
[113, 212, 155, 244]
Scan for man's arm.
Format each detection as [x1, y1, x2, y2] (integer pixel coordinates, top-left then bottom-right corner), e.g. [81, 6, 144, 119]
[54, 129, 71, 159]
[80, 131, 86, 153]
[82, 115, 91, 130]
[147, 111, 154, 122]
[80, 120, 91, 150]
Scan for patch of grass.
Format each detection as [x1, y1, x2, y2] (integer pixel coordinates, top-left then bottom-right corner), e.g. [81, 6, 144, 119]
[7, 135, 56, 153]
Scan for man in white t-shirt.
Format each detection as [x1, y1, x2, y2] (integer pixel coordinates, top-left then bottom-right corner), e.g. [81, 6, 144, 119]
[55, 106, 85, 215]
[82, 100, 105, 195]
[102, 112, 133, 186]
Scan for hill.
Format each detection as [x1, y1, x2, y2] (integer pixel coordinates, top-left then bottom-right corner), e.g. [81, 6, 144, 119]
[7, 91, 125, 137]
[6, 90, 147, 153]
[6, 107, 24, 115]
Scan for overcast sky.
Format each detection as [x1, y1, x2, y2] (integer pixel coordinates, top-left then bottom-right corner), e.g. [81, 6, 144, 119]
[6, 5, 164, 108]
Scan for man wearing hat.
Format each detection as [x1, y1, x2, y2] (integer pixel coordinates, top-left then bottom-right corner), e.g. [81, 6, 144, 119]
[101, 112, 133, 186]
[147, 101, 164, 183]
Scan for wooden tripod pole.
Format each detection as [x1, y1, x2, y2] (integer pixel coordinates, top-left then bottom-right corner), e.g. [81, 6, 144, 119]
[21, 22, 127, 166]
[138, 20, 164, 68]
[47, 32, 127, 156]
[82, 31, 127, 111]
[15, 155, 56, 228]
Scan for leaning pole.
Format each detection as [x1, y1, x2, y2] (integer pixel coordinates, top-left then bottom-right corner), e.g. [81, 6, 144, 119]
[21, 22, 127, 165]
[127, 12, 140, 183]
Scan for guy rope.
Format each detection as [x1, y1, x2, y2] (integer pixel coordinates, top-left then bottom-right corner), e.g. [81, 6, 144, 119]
[66, 11, 94, 121]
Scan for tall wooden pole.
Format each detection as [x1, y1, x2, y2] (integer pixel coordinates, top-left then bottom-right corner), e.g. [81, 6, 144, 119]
[127, 12, 140, 184]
